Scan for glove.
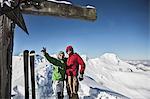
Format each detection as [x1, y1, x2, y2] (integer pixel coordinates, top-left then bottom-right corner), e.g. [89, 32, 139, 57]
[79, 73, 84, 81]
[41, 47, 46, 53]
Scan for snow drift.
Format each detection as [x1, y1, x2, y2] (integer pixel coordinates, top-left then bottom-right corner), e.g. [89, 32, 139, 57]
[12, 53, 150, 99]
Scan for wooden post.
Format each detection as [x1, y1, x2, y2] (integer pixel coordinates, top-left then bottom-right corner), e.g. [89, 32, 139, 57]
[0, 15, 15, 98]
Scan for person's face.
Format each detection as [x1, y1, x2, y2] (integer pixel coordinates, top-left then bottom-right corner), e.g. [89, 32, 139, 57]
[58, 53, 64, 59]
[66, 49, 72, 55]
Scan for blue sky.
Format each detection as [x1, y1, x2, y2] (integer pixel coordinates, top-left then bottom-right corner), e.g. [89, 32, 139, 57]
[14, 0, 149, 60]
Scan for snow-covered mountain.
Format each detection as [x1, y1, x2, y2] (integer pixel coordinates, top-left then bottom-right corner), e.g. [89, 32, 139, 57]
[11, 53, 150, 99]
[126, 60, 150, 67]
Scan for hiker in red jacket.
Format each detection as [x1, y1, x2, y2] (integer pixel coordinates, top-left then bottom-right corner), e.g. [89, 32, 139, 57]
[65, 46, 85, 98]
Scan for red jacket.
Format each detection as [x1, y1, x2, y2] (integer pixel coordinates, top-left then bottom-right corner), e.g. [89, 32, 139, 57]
[66, 53, 85, 76]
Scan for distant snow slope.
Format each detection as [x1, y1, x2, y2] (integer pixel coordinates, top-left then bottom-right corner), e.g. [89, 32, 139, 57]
[126, 60, 150, 67]
[12, 53, 150, 99]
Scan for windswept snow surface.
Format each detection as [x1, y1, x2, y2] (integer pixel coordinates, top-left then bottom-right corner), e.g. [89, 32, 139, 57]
[86, 5, 95, 9]
[12, 53, 150, 99]
[48, 0, 72, 4]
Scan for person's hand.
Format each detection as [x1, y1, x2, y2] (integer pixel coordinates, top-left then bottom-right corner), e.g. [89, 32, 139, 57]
[41, 47, 46, 52]
[79, 73, 84, 81]
[41, 47, 46, 55]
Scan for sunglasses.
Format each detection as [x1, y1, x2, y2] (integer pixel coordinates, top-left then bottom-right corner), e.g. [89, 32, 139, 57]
[66, 49, 72, 52]
[59, 54, 64, 57]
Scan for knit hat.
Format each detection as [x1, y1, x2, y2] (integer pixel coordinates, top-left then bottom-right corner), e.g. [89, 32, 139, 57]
[58, 51, 64, 55]
[66, 46, 73, 52]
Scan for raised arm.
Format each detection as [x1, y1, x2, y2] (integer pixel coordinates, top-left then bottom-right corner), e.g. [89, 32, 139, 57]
[41, 47, 65, 67]
[44, 52, 66, 67]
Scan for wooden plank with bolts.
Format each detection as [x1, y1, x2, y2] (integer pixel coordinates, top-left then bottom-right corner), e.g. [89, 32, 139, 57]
[21, 1, 97, 21]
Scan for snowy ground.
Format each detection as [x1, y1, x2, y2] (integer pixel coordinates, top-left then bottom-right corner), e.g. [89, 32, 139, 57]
[11, 53, 150, 99]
